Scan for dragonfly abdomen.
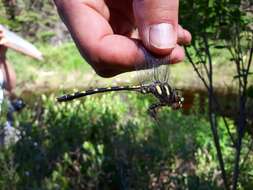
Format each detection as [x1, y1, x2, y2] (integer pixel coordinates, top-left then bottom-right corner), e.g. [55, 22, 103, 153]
[57, 85, 143, 102]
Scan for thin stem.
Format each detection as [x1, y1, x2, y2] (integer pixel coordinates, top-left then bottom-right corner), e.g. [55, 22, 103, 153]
[185, 47, 209, 90]
[203, 34, 229, 190]
[245, 35, 253, 77]
[193, 43, 210, 78]
[186, 47, 236, 146]
[232, 94, 246, 190]
[231, 31, 252, 190]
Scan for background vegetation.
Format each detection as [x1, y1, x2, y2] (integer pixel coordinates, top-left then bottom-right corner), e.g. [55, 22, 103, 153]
[0, 0, 252, 190]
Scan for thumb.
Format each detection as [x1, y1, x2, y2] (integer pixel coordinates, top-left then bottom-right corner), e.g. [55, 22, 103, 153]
[133, 0, 178, 55]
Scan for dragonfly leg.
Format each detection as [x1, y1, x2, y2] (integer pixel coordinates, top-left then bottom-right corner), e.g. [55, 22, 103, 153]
[148, 102, 164, 119]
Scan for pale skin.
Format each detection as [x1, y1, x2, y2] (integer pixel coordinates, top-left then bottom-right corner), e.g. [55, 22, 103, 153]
[54, 0, 192, 77]
[0, 30, 16, 92]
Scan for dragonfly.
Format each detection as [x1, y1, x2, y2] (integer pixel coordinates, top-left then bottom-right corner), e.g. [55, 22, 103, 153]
[57, 49, 184, 118]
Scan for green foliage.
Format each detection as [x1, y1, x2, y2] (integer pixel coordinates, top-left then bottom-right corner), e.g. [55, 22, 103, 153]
[0, 0, 59, 41]
[0, 1, 252, 189]
[0, 147, 19, 190]
[0, 92, 252, 189]
[180, 0, 251, 41]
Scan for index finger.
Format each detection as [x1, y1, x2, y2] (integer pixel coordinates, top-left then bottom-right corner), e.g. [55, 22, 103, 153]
[54, 0, 151, 76]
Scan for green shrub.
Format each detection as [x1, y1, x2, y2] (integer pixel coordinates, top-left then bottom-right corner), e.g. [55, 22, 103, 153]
[0, 92, 252, 189]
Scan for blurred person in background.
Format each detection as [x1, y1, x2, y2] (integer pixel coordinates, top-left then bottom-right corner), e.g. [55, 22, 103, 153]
[0, 29, 24, 146]
[0, 32, 16, 111]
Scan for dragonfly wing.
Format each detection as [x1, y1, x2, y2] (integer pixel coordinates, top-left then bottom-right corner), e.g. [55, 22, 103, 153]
[135, 48, 171, 85]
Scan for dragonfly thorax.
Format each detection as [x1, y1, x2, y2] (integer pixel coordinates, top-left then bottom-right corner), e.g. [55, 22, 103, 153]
[148, 82, 172, 99]
[146, 82, 183, 109]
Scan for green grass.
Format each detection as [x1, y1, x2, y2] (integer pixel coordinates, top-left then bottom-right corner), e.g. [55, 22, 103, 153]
[9, 42, 90, 73]
[7, 42, 92, 93]
[6, 42, 252, 96]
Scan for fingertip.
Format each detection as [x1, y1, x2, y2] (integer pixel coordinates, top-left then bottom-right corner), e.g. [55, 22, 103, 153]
[170, 45, 185, 63]
[183, 29, 192, 45]
[178, 25, 192, 45]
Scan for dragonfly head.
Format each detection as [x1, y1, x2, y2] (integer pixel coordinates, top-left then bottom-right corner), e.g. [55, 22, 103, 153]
[171, 90, 184, 110]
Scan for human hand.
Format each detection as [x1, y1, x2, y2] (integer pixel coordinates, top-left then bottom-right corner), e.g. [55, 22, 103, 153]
[54, 0, 191, 77]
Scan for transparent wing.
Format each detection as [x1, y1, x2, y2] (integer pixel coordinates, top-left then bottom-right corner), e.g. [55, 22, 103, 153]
[135, 48, 171, 85]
